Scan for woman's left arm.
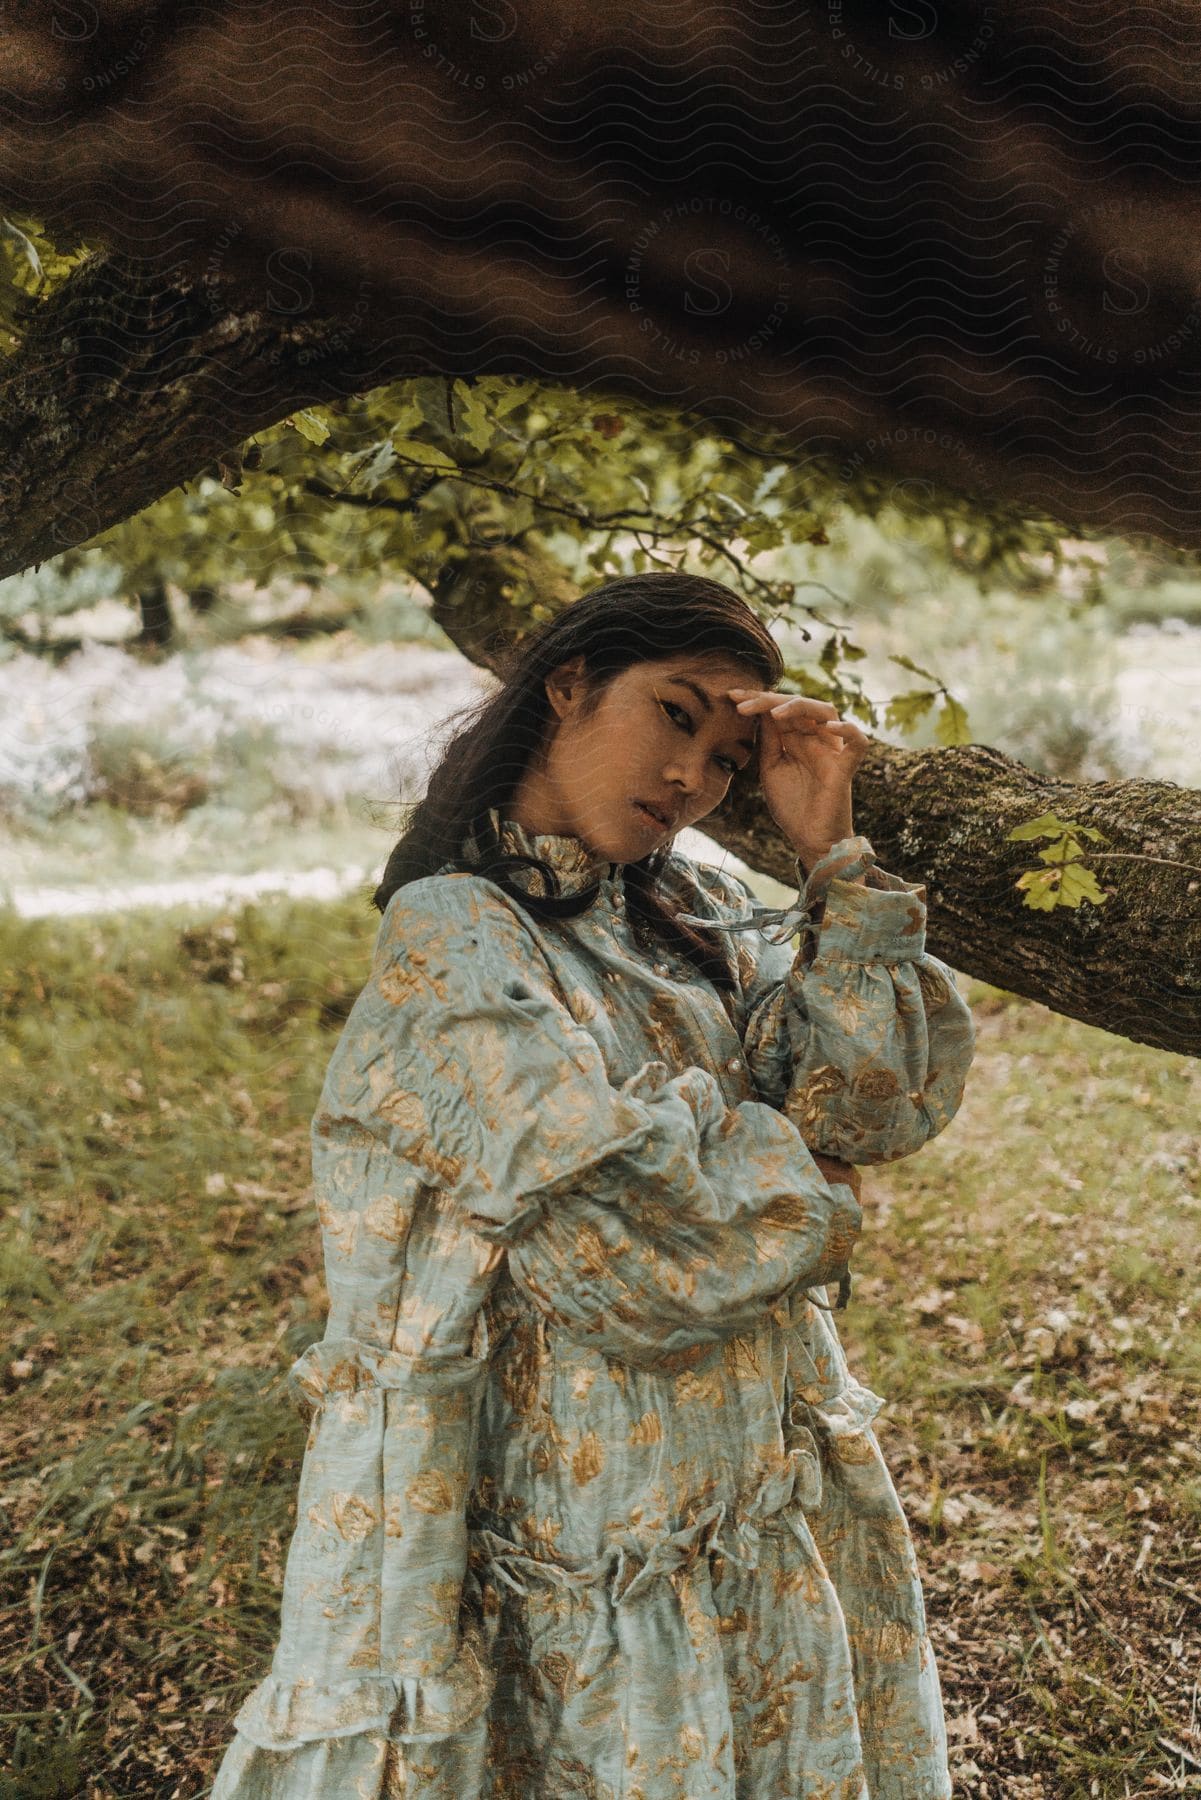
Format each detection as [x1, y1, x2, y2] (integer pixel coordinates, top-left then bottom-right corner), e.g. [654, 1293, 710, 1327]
[734, 836, 977, 1163]
[707, 686, 976, 1165]
[675, 838, 976, 1164]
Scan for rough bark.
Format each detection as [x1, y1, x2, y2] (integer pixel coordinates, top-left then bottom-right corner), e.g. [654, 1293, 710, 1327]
[0, 250, 421, 580]
[434, 546, 1201, 1059]
[713, 748, 1201, 1059]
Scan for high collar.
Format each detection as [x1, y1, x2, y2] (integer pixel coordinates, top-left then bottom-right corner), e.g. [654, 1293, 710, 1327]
[463, 805, 623, 901]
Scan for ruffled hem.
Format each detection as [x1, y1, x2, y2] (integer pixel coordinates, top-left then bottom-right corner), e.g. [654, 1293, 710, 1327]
[230, 1616, 494, 1751]
[802, 1369, 885, 1437]
[795, 1371, 886, 1473]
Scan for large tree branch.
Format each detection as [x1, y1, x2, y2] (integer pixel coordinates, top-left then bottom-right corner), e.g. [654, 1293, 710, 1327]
[434, 546, 1201, 1059]
[0, 251, 423, 578]
[7, 2, 1201, 552]
[714, 748, 1201, 1059]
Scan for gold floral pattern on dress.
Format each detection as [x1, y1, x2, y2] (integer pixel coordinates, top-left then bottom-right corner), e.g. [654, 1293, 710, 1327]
[211, 816, 975, 1800]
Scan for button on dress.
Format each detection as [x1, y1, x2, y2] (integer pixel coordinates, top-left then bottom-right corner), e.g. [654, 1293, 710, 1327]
[211, 812, 976, 1800]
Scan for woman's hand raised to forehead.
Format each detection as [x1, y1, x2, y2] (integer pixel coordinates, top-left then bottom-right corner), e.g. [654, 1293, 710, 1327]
[726, 687, 874, 870]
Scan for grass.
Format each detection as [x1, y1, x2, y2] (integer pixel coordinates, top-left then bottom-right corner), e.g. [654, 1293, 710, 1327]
[842, 987, 1201, 1799]
[0, 901, 1198, 1797]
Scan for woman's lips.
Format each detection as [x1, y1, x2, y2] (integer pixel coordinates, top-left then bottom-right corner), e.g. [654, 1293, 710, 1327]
[633, 800, 668, 829]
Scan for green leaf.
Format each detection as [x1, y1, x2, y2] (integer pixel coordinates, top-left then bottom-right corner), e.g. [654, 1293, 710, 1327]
[1056, 861, 1109, 907]
[389, 397, 423, 436]
[1016, 859, 1108, 911]
[412, 377, 455, 437]
[1036, 838, 1078, 865]
[1015, 866, 1063, 911]
[286, 410, 330, 446]
[934, 694, 971, 746]
[743, 519, 785, 555]
[389, 437, 459, 475]
[889, 652, 941, 684]
[884, 688, 937, 732]
[487, 378, 538, 419]
[451, 380, 496, 454]
[1006, 811, 1076, 843]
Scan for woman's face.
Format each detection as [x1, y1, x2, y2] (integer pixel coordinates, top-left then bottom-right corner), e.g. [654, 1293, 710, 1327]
[509, 652, 763, 863]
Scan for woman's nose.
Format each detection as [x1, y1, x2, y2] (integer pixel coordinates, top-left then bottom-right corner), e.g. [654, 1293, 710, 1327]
[663, 757, 705, 797]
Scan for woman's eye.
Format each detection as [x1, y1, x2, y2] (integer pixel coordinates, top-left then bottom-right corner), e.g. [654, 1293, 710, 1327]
[659, 700, 739, 776]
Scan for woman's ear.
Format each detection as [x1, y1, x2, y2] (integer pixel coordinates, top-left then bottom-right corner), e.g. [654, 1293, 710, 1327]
[544, 655, 588, 720]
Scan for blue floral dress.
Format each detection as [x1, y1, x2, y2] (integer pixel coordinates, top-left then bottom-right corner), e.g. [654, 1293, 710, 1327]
[210, 812, 976, 1799]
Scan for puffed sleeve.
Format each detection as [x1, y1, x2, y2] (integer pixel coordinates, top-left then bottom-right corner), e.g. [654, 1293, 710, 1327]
[670, 835, 976, 1164]
[358, 874, 862, 1370]
[214, 869, 863, 1787]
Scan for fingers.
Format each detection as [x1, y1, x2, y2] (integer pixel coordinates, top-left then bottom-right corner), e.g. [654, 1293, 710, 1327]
[809, 1150, 864, 1203]
[729, 688, 838, 718]
[729, 689, 871, 743]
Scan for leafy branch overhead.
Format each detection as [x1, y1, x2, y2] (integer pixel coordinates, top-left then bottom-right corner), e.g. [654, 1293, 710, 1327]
[0, 231, 1198, 1054]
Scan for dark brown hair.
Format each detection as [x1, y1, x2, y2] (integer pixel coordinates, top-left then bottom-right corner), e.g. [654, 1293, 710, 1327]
[372, 572, 785, 993]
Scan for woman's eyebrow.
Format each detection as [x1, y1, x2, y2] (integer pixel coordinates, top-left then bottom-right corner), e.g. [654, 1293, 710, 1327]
[665, 676, 757, 751]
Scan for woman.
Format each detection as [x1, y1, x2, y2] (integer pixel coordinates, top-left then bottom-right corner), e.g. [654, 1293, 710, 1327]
[211, 571, 976, 1799]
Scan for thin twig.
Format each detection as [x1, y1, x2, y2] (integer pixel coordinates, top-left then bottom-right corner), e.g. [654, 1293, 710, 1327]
[1159, 1735, 1201, 1772]
[1084, 852, 1201, 877]
[1149, 1571, 1201, 1611]
[377, 453, 798, 606]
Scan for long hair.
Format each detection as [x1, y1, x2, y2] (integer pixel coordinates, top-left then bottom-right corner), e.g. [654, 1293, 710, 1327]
[372, 572, 785, 993]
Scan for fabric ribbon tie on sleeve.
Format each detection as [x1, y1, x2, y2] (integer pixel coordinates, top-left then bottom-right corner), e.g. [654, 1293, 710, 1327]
[675, 835, 877, 1317]
[672, 835, 880, 946]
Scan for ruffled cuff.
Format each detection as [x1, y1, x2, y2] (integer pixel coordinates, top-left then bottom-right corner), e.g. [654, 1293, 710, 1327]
[230, 1617, 494, 1750]
[811, 866, 928, 966]
[287, 1333, 493, 1414]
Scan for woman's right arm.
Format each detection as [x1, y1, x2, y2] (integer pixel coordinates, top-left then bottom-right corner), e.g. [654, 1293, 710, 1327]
[361, 874, 862, 1373]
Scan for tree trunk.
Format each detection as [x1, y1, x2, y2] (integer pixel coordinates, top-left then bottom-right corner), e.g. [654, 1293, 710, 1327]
[135, 578, 172, 646]
[434, 546, 1201, 1059]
